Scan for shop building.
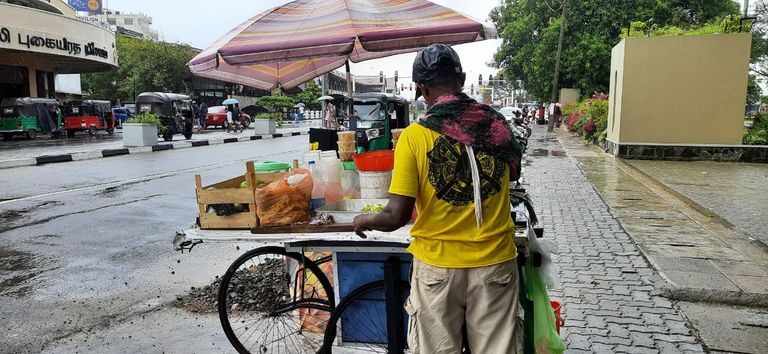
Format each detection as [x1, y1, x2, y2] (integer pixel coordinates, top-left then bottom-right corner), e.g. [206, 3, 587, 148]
[0, 0, 117, 101]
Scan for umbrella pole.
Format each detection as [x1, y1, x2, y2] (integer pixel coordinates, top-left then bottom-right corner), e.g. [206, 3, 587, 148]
[346, 60, 355, 131]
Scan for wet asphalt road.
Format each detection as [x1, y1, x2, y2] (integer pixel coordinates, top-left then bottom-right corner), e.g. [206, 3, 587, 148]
[0, 136, 307, 353]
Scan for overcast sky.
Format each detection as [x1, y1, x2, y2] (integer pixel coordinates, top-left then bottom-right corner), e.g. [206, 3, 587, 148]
[103, 0, 503, 98]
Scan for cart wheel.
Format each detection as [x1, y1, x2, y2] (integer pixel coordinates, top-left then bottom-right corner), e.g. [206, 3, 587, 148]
[25, 129, 37, 139]
[88, 126, 97, 136]
[219, 246, 335, 354]
[321, 280, 410, 353]
[162, 132, 173, 141]
[241, 117, 251, 128]
[2, 133, 12, 141]
[66, 131, 76, 138]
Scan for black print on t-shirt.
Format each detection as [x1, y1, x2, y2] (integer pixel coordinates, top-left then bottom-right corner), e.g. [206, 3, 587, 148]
[426, 136, 505, 206]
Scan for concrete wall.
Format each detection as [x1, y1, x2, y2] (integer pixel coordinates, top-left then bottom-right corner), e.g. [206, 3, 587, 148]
[607, 33, 751, 145]
[607, 40, 626, 142]
[559, 88, 580, 105]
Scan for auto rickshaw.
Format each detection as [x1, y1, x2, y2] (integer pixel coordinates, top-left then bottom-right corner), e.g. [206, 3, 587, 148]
[351, 93, 409, 151]
[0, 97, 63, 140]
[310, 93, 409, 152]
[63, 100, 115, 137]
[136, 92, 194, 141]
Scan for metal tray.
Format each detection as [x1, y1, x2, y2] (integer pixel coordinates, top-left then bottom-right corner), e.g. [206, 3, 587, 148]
[316, 199, 389, 224]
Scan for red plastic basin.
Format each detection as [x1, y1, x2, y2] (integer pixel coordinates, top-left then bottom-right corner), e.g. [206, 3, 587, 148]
[353, 150, 394, 172]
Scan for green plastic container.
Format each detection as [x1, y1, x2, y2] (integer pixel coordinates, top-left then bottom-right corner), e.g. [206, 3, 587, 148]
[255, 161, 291, 172]
[342, 160, 357, 171]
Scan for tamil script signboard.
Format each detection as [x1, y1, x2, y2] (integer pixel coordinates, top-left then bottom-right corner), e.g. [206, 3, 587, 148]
[0, 25, 115, 66]
[68, 0, 103, 14]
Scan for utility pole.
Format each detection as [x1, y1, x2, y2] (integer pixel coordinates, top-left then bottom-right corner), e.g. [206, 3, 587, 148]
[321, 73, 328, 128]
[548, 0, 567, 132]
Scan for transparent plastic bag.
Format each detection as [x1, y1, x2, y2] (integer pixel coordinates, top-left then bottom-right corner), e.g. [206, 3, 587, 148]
[341, 169, 360, 199]
[255, 168, 313, 226]
[527, 222, 560, 289]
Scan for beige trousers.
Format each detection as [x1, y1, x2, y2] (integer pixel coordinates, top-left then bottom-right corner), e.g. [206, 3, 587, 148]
[405, 258, 523, 354]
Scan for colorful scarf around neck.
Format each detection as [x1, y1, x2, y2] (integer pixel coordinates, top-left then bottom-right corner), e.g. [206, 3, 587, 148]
[419, 92, 523, 163]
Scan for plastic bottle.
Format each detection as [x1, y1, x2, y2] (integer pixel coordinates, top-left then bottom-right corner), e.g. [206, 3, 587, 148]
[308, 161, 325, 211]
[318, 151, 343, 204]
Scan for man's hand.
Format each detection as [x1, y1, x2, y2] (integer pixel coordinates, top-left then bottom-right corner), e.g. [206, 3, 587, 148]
[353, 214, 372, 238]
[350, 194, 415, 239]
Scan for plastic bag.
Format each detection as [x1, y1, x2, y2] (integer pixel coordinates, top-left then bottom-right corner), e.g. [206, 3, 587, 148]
[527, 222, 560, 289]
[526, 264, 565, 354]
[255, 168, 313, 226]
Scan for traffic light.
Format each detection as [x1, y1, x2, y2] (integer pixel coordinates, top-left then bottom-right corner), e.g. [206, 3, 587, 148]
[478, 74, 483, 85]
[394, 70, 398, 81]
[470, 84, 474, 95]
[379, 71, 384, 83]
[489, 74, 493, 84]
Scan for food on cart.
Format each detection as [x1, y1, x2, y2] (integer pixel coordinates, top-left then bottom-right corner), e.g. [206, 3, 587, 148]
[206, 203, 248, 216]
[361, 203, 385, 212]
[316, 199, 389, 223]
[286, 173, 308, 185]
[238, 180, 265, 188]
[309, 213, 334, 225]
[255, 169, 314, 226]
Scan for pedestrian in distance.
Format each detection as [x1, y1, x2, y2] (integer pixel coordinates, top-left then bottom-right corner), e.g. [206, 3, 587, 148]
[234, 103, 244, 133]
[352, 43, 524, 353]
[192, 100, 200, 127]
[326, 101, 339, 129]
[225, 104, 241, 133]
[298, 104, 305, 122]
[199, 100, 208, 131]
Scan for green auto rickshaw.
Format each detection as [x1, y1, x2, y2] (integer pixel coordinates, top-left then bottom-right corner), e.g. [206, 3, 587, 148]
[310, 93, 410, 152]
[350, 93, 410, 151]
[0, 97, 63, 140]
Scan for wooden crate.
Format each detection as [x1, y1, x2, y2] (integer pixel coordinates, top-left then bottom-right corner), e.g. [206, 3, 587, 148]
[195, 161, 287, 229]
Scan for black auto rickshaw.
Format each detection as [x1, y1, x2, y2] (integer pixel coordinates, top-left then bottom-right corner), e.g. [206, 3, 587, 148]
[310, 93, 410, 151]
[63, 100, 115, 137]
[136, 92, 194, 141]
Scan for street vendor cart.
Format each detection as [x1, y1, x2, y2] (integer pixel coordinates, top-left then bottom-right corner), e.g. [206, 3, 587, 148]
[175, 188, 543, 354]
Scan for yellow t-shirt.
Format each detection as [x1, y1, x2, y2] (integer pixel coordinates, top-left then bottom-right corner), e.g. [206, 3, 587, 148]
[389, 124, 517, 268]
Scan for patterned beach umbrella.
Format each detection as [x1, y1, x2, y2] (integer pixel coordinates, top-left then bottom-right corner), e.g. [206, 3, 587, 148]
[188, 0, 496, 90]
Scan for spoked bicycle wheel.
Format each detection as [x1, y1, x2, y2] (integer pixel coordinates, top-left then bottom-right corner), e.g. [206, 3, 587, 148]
[219, 246, 335, 354]
[321, 280, 410, 353]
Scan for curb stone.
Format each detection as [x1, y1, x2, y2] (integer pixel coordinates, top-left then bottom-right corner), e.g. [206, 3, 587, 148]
[659, 285, 768, 308]
[0, 131, 309, 169]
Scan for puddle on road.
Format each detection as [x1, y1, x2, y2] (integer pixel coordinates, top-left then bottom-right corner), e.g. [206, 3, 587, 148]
[529, 149, 567, 157]
[0, 246, 39, 297]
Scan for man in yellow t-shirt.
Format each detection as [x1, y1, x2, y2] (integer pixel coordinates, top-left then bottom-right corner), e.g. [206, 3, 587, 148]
[353, 44, 523, 353]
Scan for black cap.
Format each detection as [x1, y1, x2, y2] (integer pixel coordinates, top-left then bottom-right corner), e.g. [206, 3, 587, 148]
[412, 44, 463, 99]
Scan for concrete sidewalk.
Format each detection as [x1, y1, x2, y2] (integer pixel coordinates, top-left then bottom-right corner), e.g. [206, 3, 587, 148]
[0, 126, 311, 169]
[550, 128, 768, 353]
